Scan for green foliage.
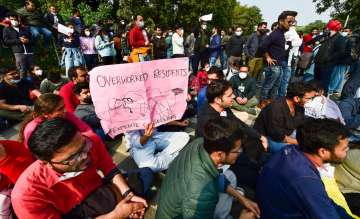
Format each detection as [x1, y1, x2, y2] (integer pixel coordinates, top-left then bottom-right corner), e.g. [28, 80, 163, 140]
[313, 0, 360, 31]
[232, 4, 262, 35]
[297, 20, 326, 34]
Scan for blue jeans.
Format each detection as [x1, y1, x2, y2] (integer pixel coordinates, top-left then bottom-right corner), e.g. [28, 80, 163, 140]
[29, 26, 52, 48]
[328, 65, 348, 94]
[261, 64, 283, 100]
[220, 50, 228, 70]
[61, 48, 84, 77]
[209, 56, 218, 67]
[189, 54, 197, 74]
[279, 62, 292, 97]
[126, 131, 190, 172]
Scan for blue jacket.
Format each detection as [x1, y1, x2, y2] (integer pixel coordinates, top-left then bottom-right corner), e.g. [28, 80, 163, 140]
[197, 86, 207, 112]
[256, 145, 341, 219]
[209, 34, 221, 58]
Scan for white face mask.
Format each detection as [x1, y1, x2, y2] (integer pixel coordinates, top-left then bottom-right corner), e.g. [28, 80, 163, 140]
[10, 20, 19, 27]
[85, 31, 91, 36]
[201, 24, 207, 30]
[235, 31, 242, 36]
[304, 96, 326, 119]
[34, 69, 43, 76]
[341, 32, 348, 37]
[238, 72, 247, 79]
[169, 32, 173, 36]
[10, 79, 21, 84]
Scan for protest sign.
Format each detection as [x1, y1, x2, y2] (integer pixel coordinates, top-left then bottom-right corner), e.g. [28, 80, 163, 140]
[200, 13, 213, 21]
[57, 23, 74, 35]
[89, 58, 189, 137]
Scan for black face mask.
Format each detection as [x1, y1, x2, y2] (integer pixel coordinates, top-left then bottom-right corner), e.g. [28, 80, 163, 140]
[84, 96, 93, 104]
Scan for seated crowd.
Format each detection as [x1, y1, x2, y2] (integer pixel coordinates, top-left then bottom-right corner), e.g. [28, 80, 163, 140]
[0, 4, 360, 219]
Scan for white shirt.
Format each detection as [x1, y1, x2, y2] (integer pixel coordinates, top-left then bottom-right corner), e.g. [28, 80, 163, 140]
[172, 33, 184, 55]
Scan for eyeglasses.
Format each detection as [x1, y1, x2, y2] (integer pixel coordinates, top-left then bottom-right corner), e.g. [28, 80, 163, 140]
[49, 137, 92, 166]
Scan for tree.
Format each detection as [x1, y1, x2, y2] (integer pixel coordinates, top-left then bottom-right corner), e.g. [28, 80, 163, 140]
[232, 4, 262, 35]
[313, 0, 360, 31]
[297, 20, 326, 34]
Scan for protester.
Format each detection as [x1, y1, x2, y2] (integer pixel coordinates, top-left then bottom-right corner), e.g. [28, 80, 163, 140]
[129, 15, 150, 62]
[16, 1, 52, 49]
[209, 26, 221, 67]
[95, 27, 116, 65]
[27, 65, 44, 87]
[151, 26, 167, 60]
[190, 62, 210, 95]
[156, 117, 259, 219]
[254, 82, 317, 153]
[339, 97, 360, 130]
[19, 93, 92, 148]
[197, 66, 225, 112]
[3, 12, 34, 79]
[227, 26, 246, 65]
[12, 118, 147, 219]
[39, 71, 68, 94]
[245, 22, 268, 80]
[335, 144, 360, 216]
[59, 66, 88, 113]
[171, 25, 185, 57]
[69, 8, 84, 34]
[125, 123, 189, 172]
[193, 21, 209, 73]
[0, 66, 39, 122]
[80, 27, 98, 70]
[73, 82, 104, 138]
[230, 65, 259, 115]
[44, 5, 64, 46]
[0, 140, 33, 219]
[165, 29, 173, 58]
[314, 19, 349, 95]
[258, 11, 298, 108]
[257, 118, 350, 219]
[185, 30, 196, 72]
[60, 23, 84, 76]
[220, 29, 230, 70]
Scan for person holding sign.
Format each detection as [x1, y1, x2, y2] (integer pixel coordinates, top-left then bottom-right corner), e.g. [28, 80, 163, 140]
[125, 122, 189, 172]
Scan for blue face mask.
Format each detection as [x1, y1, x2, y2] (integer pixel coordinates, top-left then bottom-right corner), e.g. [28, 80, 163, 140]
[9, 79, 21, 84]
[139, 21, 144, 28]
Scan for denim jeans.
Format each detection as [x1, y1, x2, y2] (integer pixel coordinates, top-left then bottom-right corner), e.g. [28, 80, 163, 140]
[328, 65, 348, 95]
[61, 48, 85, 77]
[29, 26, 52, 48]
[220, 50, 228, 70]
[209, 56, 218, 67]
[261, 64, 283, 100]
[126, 131, 190, 172]
[214, 169, 237, 219]
[279, 62, 292, 97]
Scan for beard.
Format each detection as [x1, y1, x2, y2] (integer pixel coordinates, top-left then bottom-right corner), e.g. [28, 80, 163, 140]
[84, 97, 93, 104]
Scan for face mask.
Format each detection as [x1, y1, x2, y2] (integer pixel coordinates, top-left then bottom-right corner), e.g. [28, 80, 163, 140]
[10, 20, 19, 27]
[139, 21, 144, 28]
[85, 31, 91, 36]
[304, 96, 326, 119]
[341, 32, 348, 37]
[10, 79, 21, 84]
[201, 24, 207, 30]
[235, 31, 242, 36]
[34, 69, 43, 76]
[169, 32, 173, 36]
[238, 72, 247, 79]
[180, 29, 184, 35]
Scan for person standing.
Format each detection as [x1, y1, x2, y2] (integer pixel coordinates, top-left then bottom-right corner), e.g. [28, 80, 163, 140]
[258, 11, 298, 108]
[244, 22, 268, 81]
[151, 26, 167, 60]
[171, 25, 185, 57]
[194, 21, 209, 73]
[314, 19, 349, 95]
[220, 29, 230, 70]
[129, 15, 150, 62]
[3, 12, 34, 78]
[95, 28, 116, 65]
[80, 27, 98, 70]
[227, 26, 246, 66]
[208, 26, 221, 67]
[185, 29, 196, 73]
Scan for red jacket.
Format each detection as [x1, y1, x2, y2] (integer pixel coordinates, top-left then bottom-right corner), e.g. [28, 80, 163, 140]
[129, 26, 145, 49]
[59, 81, 80, 113]
[0, 140, 34, 191]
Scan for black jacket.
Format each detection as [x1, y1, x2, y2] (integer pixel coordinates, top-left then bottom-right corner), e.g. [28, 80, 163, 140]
[315, 33, 351, 67]
[227, 35, 246, 57]
[44, 13, 64, 28]
[3, 26, 33, 53]
[152, 35, 167, 59]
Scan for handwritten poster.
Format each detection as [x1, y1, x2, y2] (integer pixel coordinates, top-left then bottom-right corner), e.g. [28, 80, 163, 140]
[89, 58, 189, 137]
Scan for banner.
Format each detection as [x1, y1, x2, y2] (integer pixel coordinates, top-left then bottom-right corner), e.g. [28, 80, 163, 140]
[89, 58, 189, 137]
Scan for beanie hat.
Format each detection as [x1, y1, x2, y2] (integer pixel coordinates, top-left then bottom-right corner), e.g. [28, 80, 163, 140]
[326, 19, 342, 32]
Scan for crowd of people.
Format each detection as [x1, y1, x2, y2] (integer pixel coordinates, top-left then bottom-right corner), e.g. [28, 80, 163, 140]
[0, 1, 360, 219]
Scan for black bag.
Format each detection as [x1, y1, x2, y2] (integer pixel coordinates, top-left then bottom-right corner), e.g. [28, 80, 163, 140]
[297, 52, 313, 70]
